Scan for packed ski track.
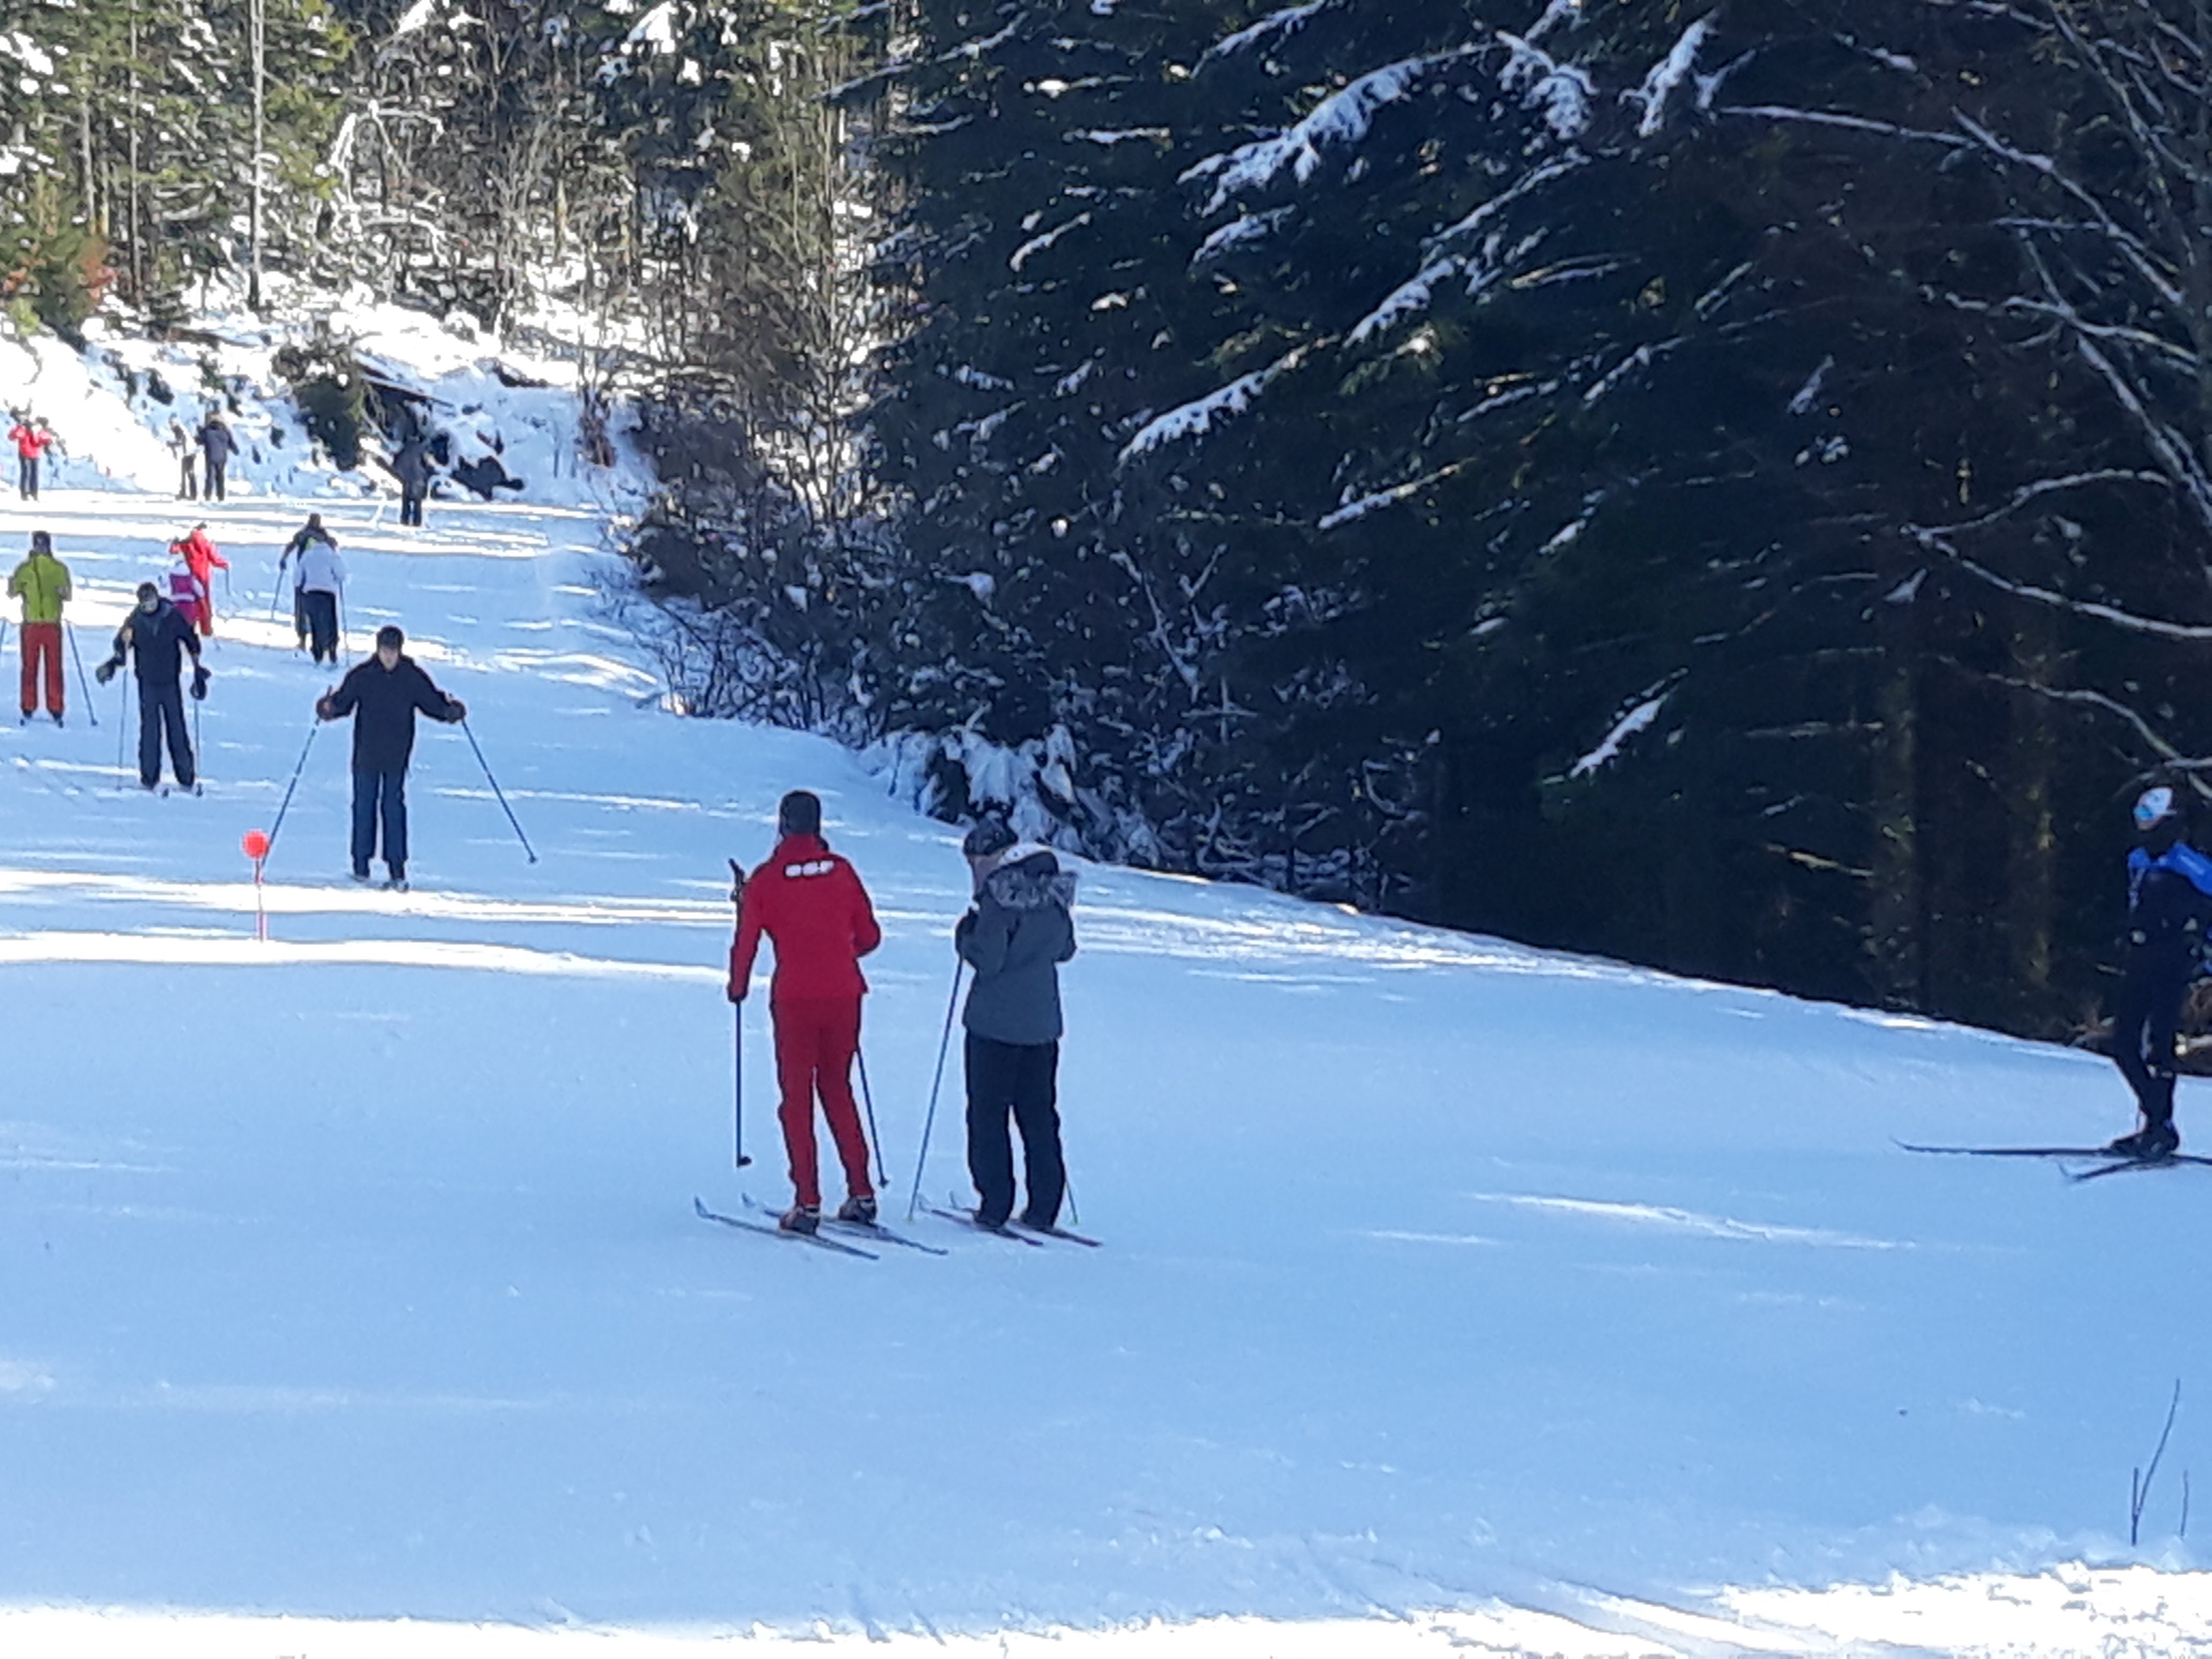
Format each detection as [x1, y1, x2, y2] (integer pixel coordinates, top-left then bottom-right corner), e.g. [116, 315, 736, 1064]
[8, 487, 2212, 1656]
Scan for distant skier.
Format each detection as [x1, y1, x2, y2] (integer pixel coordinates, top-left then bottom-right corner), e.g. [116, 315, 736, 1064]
[9, 415, 55, 501]
[2104, 786, 2212, 1159]
[172, 523, 228, 636]
[393, 435, 432, 527]
[279, 515, 344, 663]
[727, 789, 883, 1235]
[6, 529, 71, 724]
[315, 624, 466, 891]
[955, 818, 1077, 1231]
[94, 582, 206, 792]
[196, 413, 236, 502]
[167, 418, 198, 499]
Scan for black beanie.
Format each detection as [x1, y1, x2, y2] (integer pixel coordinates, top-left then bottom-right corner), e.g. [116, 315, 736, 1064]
[779, 789, 823, 836]
[962, 817, 1017, 860]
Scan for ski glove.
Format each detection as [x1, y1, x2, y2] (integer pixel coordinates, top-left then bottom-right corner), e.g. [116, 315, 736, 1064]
[190, 664, 210, 701]
[93, 659, 115, 685]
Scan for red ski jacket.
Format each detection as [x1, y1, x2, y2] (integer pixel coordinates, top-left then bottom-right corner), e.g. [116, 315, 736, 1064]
[177, 528, 228, 589]
[728, 833, 881, 1003]
[9, 424, 52, 460]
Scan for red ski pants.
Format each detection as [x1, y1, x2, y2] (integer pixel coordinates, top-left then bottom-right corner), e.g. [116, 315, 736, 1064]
[771, 996, 874, 1209]
[18, 622, 61, 716]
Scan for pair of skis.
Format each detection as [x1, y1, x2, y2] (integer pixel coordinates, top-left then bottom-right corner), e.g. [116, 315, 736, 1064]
[1899, 1141, 2212, 1183]
[920, 1196, 1102, 1249]
[692, 1193, 1101, 1258]
[692, 1194, 945, 1259]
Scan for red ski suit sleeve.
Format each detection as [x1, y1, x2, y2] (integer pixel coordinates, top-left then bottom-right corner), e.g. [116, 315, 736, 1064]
[182, 530, 227, 586]
[727, 834, 881, 1002]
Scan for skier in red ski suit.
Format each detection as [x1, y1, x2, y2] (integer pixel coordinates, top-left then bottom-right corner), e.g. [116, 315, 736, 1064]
[727, 789, 882, 1234]
[174, 525, 228, 635]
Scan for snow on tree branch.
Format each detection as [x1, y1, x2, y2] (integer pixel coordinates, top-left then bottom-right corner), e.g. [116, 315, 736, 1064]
[1182, 47, 1483, 213]
[1010, 212, 1093, 272]
[1626, 16, 1713, 137]
[1498, 32, 1596, 140]
[1199, 2, 1328, 69]
[1570, 693, 1668, 778]
[1118, 342, 1324, 463]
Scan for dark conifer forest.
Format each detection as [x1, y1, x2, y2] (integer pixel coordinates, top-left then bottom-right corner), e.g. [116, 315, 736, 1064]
[12, 0, 2212, 1038]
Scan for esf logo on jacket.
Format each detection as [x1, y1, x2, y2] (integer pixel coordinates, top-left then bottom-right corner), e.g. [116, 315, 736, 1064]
[782, 858, 838, 879]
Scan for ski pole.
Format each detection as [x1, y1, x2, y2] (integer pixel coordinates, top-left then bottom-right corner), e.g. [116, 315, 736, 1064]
[733, 1001, 753, 1169]
[727, 858, 752, 1168]
[905, 961, 966, 1221]
[64, 623, 95, 727]
[263, 719, 319, 861]
[460, 716, 537, 863]
[855, 1045, 889, 1190]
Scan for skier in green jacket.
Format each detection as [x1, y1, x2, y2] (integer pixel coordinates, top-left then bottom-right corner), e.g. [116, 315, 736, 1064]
[6, 529, 72, 724]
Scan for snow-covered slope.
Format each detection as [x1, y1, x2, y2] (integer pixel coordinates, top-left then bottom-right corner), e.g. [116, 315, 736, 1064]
[3, 484, 2212, 1656]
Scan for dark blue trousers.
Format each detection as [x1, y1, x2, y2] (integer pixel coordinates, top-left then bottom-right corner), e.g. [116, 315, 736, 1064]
[351, 760, 409, 878]
[2113, 962, 2189, 1126]
[964, 1034, 1066, 1228]
[137, 681, 193, 788]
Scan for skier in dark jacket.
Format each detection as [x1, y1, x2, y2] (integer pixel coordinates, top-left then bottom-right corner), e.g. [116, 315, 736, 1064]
[94, 583, 206, 790]
[955, 818, 1077, 1230]
[2106, 784, 2212, 1157]
[196, 414, 236, 502]
[315, 624, 466, 890]
[393, 436, 432, 527]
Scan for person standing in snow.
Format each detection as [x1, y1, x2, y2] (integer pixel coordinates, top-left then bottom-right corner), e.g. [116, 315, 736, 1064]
[955, 818, 1078, 1231]
[314, 624, 466, 891]
[173, 523, 228, 636]
[2105, 785, 2212, 1159]
[9, 415, 56, 501]
[279, 514, 344, 662]
[727, 789, 883, 1235]
[196, 413, 236, 502]
[163, 549, 205, 636]
[94, 582, 206, 791]
[7, 530, 72, 725]
[393, 434, 432, 527]
[167, 419, 198, 500]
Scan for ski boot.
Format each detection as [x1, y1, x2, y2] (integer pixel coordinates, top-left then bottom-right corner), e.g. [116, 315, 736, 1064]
[2106, 1119, 2180, 1160]
[835, 1194, 878, 1226]
[778, 1203, 821, 1236]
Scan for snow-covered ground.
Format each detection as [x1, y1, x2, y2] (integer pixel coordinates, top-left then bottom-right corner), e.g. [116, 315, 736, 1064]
[5, 477, 2212, 1656]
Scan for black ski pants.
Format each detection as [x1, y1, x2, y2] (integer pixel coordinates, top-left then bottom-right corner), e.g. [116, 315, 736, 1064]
[350, 760, 410, 878]
[17, 455, 36, 499]
[400, 485, 425, 527]
[302, 589, 339, 663]
[964, 1033, 1065, 1229]
[177, 455, 197, 499]
[2113, 961, 2191, 1126]
[203, 455, 227, 501]
[137, 680, 193, 789]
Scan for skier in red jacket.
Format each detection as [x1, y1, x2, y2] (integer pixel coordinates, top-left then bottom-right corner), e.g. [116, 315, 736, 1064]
[728, 789, 883, 1234]
[9, 416, 55, 500]
[174, 524, 228, 636]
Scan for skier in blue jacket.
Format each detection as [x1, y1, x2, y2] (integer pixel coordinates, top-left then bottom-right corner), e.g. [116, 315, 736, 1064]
[2107, 784, 2212, 1157]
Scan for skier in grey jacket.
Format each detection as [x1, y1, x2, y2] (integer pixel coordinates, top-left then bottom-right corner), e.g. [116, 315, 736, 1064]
[955, 818, 1077, 1230]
